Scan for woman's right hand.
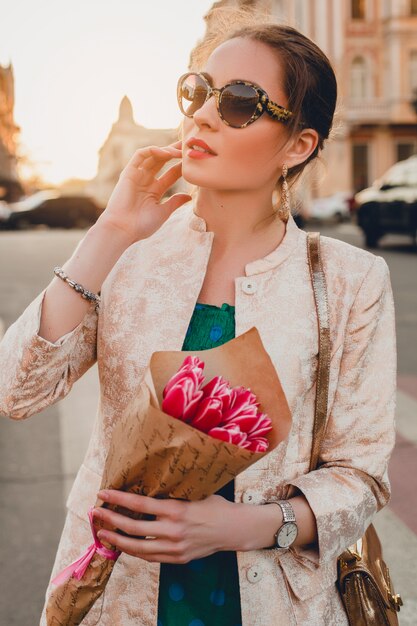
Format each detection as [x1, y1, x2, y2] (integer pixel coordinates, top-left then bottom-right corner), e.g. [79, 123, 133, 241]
[96, 139, 192, 243]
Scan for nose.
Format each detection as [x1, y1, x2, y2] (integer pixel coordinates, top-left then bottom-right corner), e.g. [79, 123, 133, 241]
[192, 88, 219, 128]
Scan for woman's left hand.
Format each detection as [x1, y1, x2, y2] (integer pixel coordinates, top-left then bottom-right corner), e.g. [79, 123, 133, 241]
[92, 489, 250, 564]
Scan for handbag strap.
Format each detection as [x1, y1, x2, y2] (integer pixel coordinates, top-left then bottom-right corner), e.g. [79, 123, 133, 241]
[306, 232, 332, 473]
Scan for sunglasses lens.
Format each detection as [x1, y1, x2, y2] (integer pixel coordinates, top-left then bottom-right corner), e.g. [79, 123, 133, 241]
[220, 84, 259, 127]
[178, 74, 208, 116]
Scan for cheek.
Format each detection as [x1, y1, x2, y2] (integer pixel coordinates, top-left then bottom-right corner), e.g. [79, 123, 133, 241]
[181, 119, 281, 188]
[223, 125, 281, 182]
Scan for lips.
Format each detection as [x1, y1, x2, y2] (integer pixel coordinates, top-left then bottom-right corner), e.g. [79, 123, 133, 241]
[186, 137, 217, 155]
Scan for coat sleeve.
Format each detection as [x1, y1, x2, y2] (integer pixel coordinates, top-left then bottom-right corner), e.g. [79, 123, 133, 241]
[284, 254, 397, 568]
[0, 287, 99, 420]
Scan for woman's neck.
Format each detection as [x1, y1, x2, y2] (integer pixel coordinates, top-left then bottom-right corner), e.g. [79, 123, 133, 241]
[194, 188, 284, 252]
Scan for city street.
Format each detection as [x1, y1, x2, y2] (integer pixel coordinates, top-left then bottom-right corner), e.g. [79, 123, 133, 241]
[0, 222, 416, 625]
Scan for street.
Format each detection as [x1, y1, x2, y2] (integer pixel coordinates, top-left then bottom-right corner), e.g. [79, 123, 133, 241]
[0, 222, 416, 625]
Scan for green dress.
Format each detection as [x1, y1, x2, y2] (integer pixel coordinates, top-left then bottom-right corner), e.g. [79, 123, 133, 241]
[157, 302, 243, 626]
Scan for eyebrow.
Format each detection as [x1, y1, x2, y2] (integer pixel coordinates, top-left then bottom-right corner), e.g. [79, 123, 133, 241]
[202, 71, 263, 89]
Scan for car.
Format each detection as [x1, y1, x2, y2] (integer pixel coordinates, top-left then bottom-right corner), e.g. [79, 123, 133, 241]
[354, 155, 417, 248]
[0, 200, 11, 225]
[307, 191, 353, 223]
[3, 190, 103, 230]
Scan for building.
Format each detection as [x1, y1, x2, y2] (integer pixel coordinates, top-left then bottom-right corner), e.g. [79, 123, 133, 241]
[193, 0, 417, 200]
[0, 62, 23, 201]
[86, 96, 183, 208]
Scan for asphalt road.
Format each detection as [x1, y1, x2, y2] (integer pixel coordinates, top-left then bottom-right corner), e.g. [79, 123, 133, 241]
[0, 221, 416, 625]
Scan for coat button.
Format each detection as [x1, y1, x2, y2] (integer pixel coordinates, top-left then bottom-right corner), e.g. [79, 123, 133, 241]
[242, 490, 255, 504]
[247, 565, 263, 583]
[241, 490, 263, 504]
[242, 279, 257, 295]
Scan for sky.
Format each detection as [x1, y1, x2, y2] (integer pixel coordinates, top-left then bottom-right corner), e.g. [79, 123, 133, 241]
[0, 0, 215, 185]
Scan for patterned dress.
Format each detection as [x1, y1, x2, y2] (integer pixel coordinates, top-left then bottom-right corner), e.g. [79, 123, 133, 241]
[157, 302, 243, 626]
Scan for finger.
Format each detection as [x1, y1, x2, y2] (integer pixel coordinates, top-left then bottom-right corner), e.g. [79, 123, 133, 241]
[98, 490, 175, 518]
[120, 150, 182, 189]
[141, 150, 182, 181]
[153, 162, 184, 196]
[159, 193, 193, 216]
[96, 529, 181, 559]
[92, 506, 169, 538]
[129, 145, 182, 169]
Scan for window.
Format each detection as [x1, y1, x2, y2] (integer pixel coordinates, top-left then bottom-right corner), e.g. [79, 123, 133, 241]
[397, 142, 417, 162]
[352, 144, 369, 192]
[351, 0, 366, 19]
[350, 56, 368, 99]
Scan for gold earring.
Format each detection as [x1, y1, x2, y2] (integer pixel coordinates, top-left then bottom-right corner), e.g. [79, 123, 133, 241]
[277, 163, 290, 222]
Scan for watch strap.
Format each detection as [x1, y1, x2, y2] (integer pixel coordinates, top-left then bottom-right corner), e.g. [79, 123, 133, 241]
[263, 500, 297, 550]
[273, 500, 296, 523]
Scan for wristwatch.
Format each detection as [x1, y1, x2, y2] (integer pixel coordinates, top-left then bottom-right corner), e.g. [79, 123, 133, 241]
[264, 500, 298, 551]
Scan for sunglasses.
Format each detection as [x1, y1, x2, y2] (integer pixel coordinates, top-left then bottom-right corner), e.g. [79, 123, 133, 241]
[177, 71, 295, 129]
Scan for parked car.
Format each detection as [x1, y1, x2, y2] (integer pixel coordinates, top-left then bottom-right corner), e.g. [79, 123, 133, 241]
[307, 191, 353, 222]
[2, 190, 102, 230]
[354, 155, 417, 248]
[0, 200, 11, 225]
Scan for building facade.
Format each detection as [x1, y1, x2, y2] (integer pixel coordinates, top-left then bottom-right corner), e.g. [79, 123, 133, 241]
[0, 62, 23, 201]
[86, 96, 183, 208]
[196, 0, 417, 201]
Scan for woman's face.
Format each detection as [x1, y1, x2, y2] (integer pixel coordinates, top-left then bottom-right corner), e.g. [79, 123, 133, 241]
[181, 37, 292, 192]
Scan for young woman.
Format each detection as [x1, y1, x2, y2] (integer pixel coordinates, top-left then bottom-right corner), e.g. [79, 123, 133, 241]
[0, 21, 396, 626]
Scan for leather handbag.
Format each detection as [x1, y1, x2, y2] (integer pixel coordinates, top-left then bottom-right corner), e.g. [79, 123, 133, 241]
[306, 232, 403, 626]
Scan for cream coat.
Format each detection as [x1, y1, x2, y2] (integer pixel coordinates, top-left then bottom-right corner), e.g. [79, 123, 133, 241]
[0, 201, 397, 625]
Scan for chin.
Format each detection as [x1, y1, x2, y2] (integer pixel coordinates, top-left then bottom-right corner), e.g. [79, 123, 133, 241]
[182, 170, 217, 188]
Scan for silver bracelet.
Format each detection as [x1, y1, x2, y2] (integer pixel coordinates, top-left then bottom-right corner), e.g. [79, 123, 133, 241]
[53, 266, 101, 312]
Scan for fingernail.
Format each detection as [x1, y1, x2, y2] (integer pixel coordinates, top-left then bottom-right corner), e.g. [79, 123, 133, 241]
[98, 490, 109, 499]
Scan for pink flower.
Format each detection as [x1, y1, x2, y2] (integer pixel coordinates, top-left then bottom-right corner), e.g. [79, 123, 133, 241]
[161, 355, 271, 452]
[208, 424, 248, 447]
[221, 386, 260, 423]
[189, 375, 233, 431]
[162, 356, 205, 421]
[242, 437, 269, 453]
[163, 356, 205, 397]
[190, 396, 224, 431]
[200, 375, 234, 411]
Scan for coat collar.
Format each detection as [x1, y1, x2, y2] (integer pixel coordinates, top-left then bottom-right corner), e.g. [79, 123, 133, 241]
[185, 199, 303, 277]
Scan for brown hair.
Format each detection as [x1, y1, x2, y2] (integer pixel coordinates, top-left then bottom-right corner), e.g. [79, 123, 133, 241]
[181, 5, 339, 216]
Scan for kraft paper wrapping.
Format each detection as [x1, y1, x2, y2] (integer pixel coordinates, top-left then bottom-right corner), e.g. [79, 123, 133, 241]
[46, 326, 291, 625]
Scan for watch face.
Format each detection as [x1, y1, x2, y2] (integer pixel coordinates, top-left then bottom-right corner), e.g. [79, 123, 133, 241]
[277, 522, 298, 548]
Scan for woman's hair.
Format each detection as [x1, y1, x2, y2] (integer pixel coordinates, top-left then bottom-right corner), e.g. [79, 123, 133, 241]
[179, 5, 339, 216]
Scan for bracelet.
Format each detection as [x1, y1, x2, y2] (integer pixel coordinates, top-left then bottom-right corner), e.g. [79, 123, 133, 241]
[53, 266, 101, 313]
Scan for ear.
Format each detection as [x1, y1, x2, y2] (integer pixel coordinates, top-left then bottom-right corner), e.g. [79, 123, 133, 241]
[284, 128, 319, 169]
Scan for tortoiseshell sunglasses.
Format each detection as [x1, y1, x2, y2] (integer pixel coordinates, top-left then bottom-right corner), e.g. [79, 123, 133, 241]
[177, 71, 294, 129]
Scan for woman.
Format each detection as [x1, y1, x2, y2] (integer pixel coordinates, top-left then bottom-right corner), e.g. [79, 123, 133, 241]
[0, 21, 396, 626]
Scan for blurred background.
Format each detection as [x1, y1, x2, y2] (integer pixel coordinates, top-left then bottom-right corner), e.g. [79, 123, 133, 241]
[0, 0, 416, 624]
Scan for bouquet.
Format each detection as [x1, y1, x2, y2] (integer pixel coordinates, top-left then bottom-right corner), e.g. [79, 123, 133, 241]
[46, 326, 291, 625]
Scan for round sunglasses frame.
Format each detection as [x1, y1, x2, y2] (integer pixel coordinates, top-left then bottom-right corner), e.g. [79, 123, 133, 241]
[177, 71, 295, 129]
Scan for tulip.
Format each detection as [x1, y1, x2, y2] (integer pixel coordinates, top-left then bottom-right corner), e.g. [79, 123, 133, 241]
[189, 396, 224, 431]
[161, 356, 271, 452]
[208, 424, 248, 447]
[162, 356, 205, 398]
[244, 437, 269, 453]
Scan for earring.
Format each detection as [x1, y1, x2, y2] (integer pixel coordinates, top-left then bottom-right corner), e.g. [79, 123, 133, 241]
[277, 163, 290, 222]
